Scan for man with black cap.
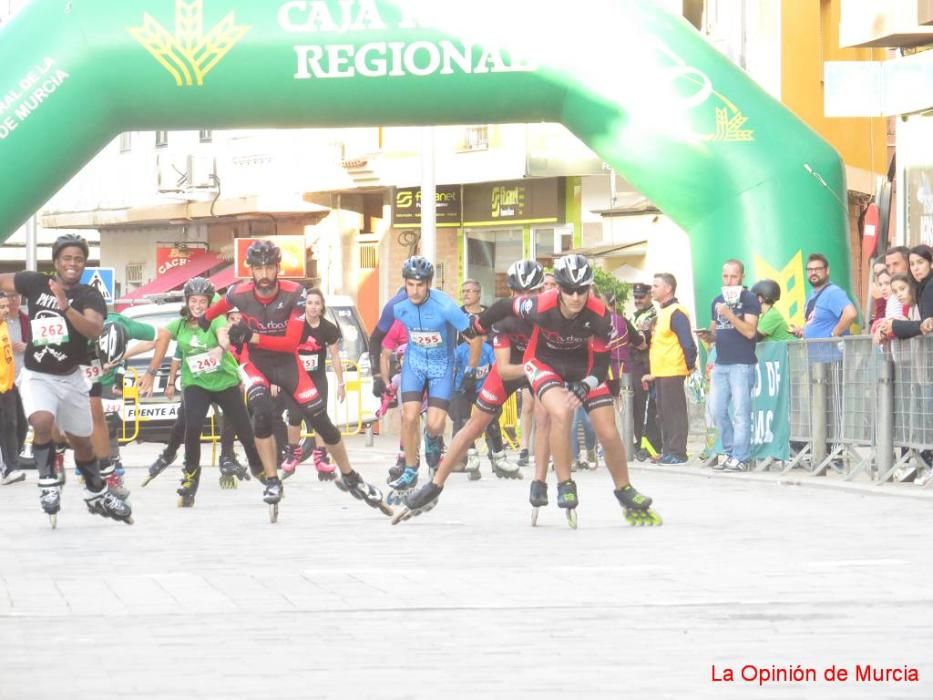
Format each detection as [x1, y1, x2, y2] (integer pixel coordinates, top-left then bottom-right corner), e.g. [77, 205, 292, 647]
[629, 282, 660, 461]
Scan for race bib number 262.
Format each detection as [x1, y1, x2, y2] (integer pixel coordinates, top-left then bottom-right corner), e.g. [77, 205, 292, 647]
[31, 316, 69, 346]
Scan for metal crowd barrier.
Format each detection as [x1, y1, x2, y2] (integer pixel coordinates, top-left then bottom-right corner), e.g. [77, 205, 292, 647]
[780, 335, 932, 486]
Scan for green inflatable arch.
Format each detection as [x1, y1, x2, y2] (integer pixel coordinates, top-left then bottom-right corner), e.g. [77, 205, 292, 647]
[0, 0, 851, 321]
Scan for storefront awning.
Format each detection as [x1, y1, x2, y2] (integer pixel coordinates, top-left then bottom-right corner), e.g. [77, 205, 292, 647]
[116, 252, 224, 309]
[206, 265, 239, 292]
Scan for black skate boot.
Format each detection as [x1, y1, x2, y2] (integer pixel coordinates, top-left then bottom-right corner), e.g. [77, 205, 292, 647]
[517, 448, 529, 467]
[614, 484, 662, 526]
[556, 479, 579, 529]
[84, 486, 134, 525]
[263, 476, 284, 523]
[391, 481, 443, 525]
[219, 454, 248, 489]
[176, 466, 201, 508]
[142, 449, 177, 487]
[529, 479, 548, 527]
[335, 470, 393, 517]
[386, 466, 418, 506]
[424, 433, 444, 475]
[38, 477, 61, 529]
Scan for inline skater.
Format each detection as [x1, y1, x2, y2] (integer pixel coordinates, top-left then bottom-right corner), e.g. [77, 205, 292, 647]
[202, 241, 389, 517]
[281, 287, 343, 480]
[142, 308, 248, 488]
[0, 234, 132, 526]
[374, 256, 481, 504]
[391, 260, 541, 524]
[140, 278, 265, 508]
[398, 254, 660, 527]
[81, 315, 157, 498]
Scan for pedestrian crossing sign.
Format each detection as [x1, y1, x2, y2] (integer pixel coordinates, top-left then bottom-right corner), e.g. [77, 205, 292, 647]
[81, 267, 115, 304]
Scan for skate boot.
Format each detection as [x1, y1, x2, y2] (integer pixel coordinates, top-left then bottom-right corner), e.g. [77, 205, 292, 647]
[386, 451, 408, 484]
[312, 447, 337, 481]
[391, 481, 443, 525]
[386, 466, 419, 506]
[176, 466, 201, 508]
[263, 476, 284, 523]
[517, 448, 529, 467]
[219, 454, 248, 489]
[38, 477, 61, 529]
[614, 484, 662, 526]
[490, 451, 522, 479]
[335, 470, 393, 516]
[465, 448, 482, 481]
[280, 444, 302, 480]
[100, 461, 130, 500]
[529, 479, 548, 527]
[586, 448, 599, 470]
[142, 449, 177, 487]
[424, 433, 444, 475]
[84, 486, 133, 524]
[556, 479, 579, 529]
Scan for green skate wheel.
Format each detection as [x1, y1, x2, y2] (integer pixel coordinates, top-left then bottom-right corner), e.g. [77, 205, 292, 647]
[49, 513, 57, 529]
[565, 508, 578, 529]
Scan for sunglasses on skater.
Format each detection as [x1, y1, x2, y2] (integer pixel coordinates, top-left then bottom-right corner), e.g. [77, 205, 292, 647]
[559, 285, 590, 297]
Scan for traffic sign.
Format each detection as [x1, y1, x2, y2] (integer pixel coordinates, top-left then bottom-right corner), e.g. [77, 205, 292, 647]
[81, 267, 115, 304]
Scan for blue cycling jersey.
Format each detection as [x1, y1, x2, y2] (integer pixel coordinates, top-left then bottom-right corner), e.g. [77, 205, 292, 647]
[454, 341, 494, 391]
[375, 287, 407, 334]
[391, 289, 469, 368]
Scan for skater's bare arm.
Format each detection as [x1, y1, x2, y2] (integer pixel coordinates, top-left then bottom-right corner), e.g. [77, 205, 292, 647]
[140, 328, 173, 396]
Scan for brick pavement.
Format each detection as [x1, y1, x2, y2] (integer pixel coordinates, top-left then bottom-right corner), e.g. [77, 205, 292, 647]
[0, 434, 931, 699]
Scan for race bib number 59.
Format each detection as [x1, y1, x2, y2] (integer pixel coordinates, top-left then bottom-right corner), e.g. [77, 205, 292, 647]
[31, 316, 69, 346]
[410, 330, 443, 349]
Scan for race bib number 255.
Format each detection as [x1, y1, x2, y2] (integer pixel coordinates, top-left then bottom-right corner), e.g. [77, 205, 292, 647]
[410, 331, 443, 349]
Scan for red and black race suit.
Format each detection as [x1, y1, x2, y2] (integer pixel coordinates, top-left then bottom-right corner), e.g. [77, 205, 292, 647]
[205, 280, 318, 405]
[474, 315, 533, 415]
[476, 289, 613, 410]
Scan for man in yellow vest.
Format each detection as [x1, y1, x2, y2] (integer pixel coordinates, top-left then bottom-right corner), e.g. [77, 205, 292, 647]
[0, 292, 25, 485]
[643, 273, 697, 465]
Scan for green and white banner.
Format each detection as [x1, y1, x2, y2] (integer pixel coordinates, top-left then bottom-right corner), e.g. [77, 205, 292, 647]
[711, 342, 791, 461]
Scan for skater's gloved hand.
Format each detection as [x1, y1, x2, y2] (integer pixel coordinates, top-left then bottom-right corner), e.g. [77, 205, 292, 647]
[566, 376, 598, 406]
[372, 375, 386, 397]
[461, 314, 484, 340]
[227, 322, 253, 349]
[460, 371, 477, 395]
[196, 314, 211, 331]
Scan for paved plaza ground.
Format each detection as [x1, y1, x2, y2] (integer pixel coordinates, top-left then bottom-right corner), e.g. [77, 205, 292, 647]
[1, 434, 931, 699]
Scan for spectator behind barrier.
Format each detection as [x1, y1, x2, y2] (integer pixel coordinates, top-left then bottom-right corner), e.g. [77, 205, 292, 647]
[751, 279, 794, 341]
[880, 245, 933, 340]
[791, 253, 858, 341]
[884, 246, 912, 320]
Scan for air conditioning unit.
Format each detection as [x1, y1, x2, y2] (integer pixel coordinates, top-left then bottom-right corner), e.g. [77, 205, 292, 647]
[156, 154, 188, 193]
[188, 154, 218, 189]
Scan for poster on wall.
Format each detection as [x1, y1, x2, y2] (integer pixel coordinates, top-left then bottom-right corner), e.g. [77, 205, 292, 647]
[234, 236, 307, 278]
[906, 166, 933, 246]
[155, 246, 210, 276]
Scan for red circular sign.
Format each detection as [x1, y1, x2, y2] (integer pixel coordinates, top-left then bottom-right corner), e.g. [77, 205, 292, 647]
[862, 203, 880, 260]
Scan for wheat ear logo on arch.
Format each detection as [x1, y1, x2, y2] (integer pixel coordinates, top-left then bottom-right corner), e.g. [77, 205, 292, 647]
[129, 0, 251, 87]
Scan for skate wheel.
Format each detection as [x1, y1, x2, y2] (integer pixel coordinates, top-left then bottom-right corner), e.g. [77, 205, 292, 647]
[565, 508, 578, 529]
[377, 501, 394, 517]
[269, 502, 279, 523]
[531, 507, 540, 527]
[390, 506, 410, 525]
[124, 516, 134, 526]
[468, 470, 481, 481]
[49, 513, 57, 529]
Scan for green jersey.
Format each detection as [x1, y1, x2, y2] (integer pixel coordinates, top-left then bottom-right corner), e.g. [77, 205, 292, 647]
[165, 316, 240, 392]
[757, 306, 794, 342]
[96, 312, 157, 389]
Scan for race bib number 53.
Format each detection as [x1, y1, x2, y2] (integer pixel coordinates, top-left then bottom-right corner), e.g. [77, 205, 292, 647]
[31, 316, 69, 346]
[410, 330, 443, 349]
[300, 353, 319, 372]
